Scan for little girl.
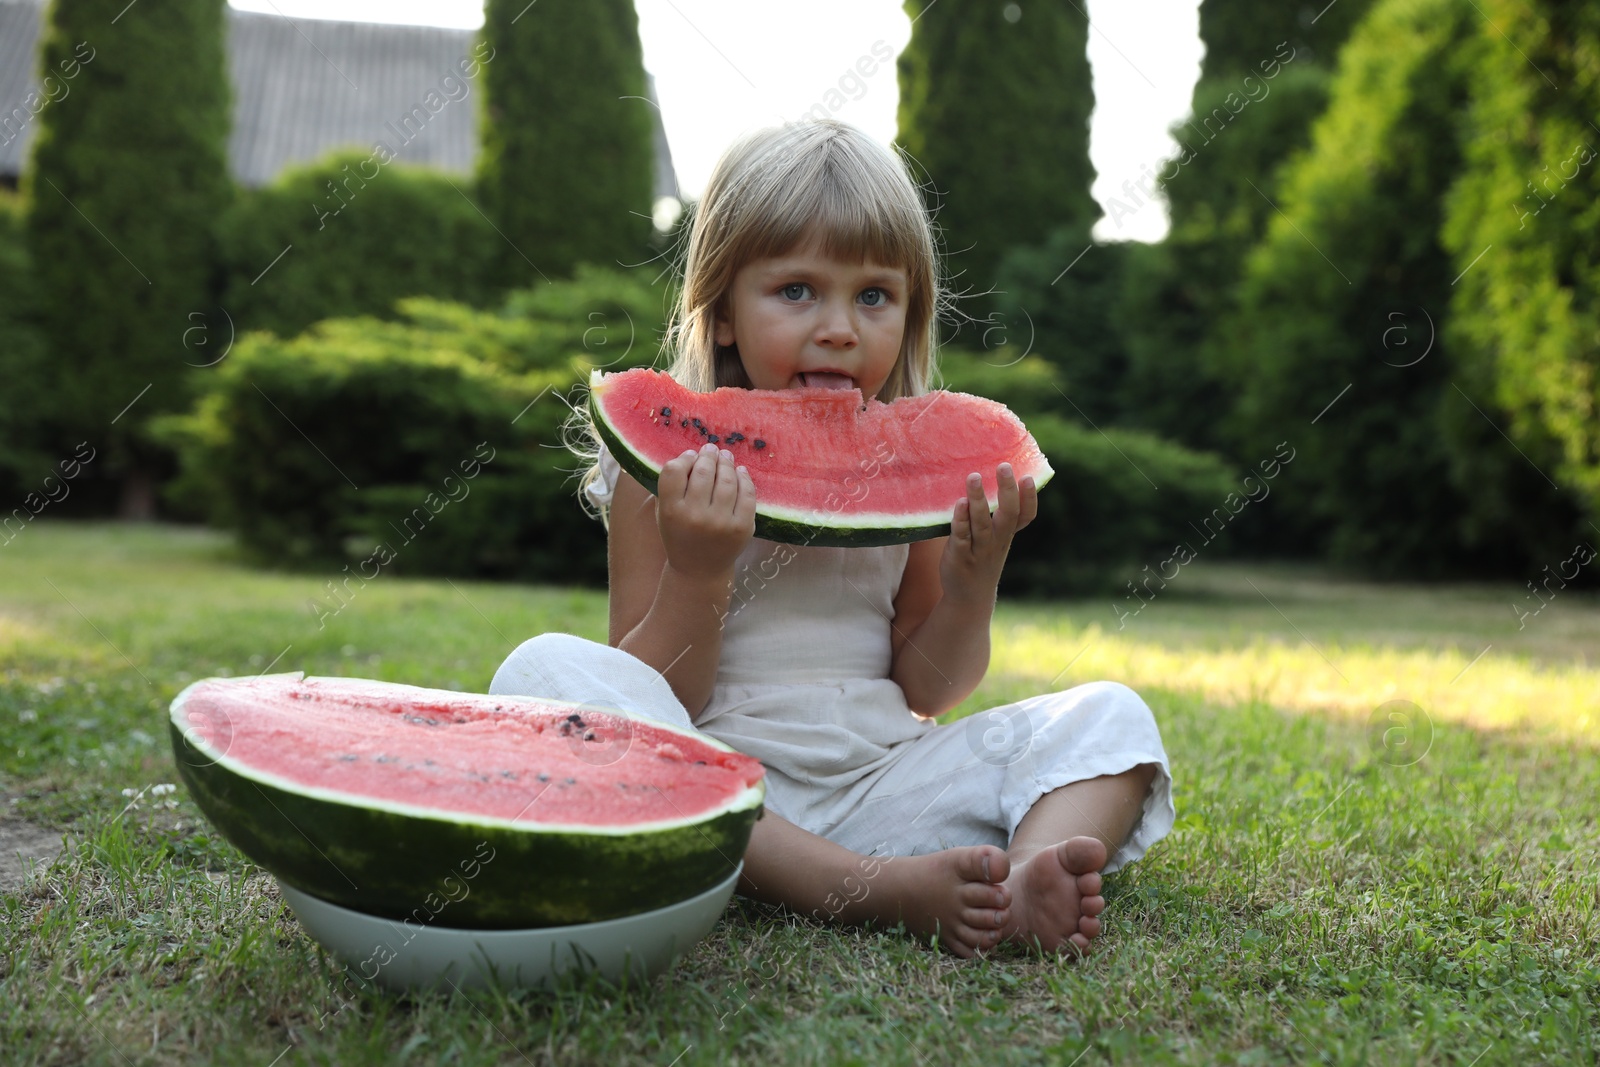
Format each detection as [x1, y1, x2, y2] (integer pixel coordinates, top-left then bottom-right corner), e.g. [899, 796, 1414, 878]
[491, 118, 1173, 958]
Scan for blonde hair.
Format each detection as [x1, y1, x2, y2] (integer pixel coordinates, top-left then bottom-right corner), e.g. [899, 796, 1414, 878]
[574, 116, 948, 524]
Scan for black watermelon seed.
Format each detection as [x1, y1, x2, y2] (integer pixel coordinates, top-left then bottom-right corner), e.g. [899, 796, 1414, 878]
[337, 754, 358, 762]
[537, 772, 551, 782]
[565, 713, 582, 724]
[660, 406, 671, 417]
[500, 770, 516, 778]
[726, 432, 745, 444]
[583, 731, 596, 741]
[753, 439, 767, 450]
[565, 776, 577, 785]
[680, 419, 688, 428]
[706, 433, 719, 443]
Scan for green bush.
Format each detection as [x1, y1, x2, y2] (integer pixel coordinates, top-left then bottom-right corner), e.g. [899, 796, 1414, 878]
[219, 150, 498, 338]
[1004, 413, 1241, 597]
[992, 224, 1132, 426]
[936, 348, 1242, 596]
[155, 266, 669, 584]
[933, 346, 1066, 418]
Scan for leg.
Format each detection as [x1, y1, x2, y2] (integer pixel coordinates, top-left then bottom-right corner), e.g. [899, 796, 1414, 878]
[999, 763, 1160, 955]
[1010, 763, 1159, 862]
[737, 808, 1015, 958]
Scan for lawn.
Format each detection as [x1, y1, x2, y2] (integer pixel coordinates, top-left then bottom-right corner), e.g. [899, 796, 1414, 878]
[2, 522, 1597, 1066]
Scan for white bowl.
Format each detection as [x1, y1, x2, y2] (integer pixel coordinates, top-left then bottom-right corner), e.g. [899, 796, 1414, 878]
[279, 862, 742, 993]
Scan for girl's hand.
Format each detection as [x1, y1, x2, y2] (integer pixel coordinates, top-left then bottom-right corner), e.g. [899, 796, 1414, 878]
[940, 462, 1038, 604]
[656, 443, 756, 582]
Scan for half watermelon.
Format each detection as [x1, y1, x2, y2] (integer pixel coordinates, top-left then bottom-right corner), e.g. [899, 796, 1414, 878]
[589, 368, 1054, 547]
[170, 673, 765, 929]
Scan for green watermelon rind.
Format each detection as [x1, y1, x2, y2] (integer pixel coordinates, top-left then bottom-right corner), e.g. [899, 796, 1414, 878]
[589, 378, 1051, 548]
[169, 683, 764, 930]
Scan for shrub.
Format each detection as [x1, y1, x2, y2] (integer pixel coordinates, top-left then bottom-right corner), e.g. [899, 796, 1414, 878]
[218, 150, 499, 338]
[155, 266, 669, 585]
[1005, 413, 1241, 597]
[936, 349, 1242, 596]
[933, 346, 1066, 418]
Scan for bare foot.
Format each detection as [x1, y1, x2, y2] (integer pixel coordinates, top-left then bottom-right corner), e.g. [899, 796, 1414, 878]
[858, 845, 1014, 958]
[999, 836, 1107, 956]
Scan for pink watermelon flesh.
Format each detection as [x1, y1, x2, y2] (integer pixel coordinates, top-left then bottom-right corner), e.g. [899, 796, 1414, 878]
[176, 674, 764, 829]
[589, 368, 1054, 541]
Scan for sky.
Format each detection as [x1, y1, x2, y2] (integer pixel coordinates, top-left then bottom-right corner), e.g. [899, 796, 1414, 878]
[227, 0, 1206, 242]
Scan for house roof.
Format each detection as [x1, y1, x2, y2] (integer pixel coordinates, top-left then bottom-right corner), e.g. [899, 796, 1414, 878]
[0, 0, 678, 199]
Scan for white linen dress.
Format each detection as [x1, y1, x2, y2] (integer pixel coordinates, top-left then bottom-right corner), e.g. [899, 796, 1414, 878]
[488, 445, 1175, 874]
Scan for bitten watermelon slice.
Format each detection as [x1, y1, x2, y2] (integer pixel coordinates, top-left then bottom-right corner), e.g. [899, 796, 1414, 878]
[170, 673, 765, 929]
[589, 368, 1054, 547]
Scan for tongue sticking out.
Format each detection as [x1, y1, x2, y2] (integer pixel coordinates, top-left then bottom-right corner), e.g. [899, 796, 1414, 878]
[801, 372, 855, 390]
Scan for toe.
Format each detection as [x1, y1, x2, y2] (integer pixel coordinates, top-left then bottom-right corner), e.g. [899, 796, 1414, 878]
[1079, 915, 1102, 939]
[1077, 871, 1103, 897]
[959, 880, 1010, 910]
[970, 844, 1010, 884]
[944, 935, 976, 959]
[950, 924, 995, 956]
[1060, 836, 1107, 875]
[962, 906, 1008, 930]
[1080, 894, 1105, 917]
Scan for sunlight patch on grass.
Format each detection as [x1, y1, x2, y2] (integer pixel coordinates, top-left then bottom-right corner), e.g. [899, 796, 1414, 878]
[993, 620, 1599, 743]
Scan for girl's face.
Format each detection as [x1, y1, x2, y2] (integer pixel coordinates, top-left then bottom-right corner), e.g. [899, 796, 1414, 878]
[713, 233, 908, 398]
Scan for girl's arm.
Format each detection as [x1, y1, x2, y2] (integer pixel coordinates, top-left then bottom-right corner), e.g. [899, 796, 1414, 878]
[608, 444, 756, 721]
[889, 464, 1038, 717]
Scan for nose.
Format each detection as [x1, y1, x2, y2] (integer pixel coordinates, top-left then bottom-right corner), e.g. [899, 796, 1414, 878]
[814, 298, 858, 349]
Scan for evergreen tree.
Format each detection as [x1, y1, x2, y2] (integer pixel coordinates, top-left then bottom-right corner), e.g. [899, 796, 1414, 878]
[0, 191, 47, 504]
[1198, 0, 1375, 77]
[896, 0, 1096, 341]
[24, 0, 233, 518]
[1442, 0, 1600, 522]
[476, 0, 654, 287]
[1214, 0, 1584, 574]
[1114, 0, 1375, 451]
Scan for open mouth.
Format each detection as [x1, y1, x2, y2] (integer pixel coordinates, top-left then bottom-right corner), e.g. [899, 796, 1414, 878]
[799, 371, 855, 390]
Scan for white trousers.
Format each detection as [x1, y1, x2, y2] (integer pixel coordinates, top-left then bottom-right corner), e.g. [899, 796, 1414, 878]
[490, 634, 1175, 874]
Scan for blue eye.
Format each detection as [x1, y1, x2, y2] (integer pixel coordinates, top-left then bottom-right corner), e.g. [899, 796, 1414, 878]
[860, 287, 888, 307]
[780, 283, 810, 300]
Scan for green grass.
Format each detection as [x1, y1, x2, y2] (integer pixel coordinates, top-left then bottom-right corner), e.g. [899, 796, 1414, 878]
[2, 521, 1597, 1066]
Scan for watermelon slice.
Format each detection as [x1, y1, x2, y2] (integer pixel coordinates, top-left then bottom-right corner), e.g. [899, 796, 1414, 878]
[170, 673, 765, 929]
[589, 368, 1054, 547]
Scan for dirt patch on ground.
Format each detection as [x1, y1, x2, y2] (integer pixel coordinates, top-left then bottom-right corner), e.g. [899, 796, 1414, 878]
[0, 818, 64, 893]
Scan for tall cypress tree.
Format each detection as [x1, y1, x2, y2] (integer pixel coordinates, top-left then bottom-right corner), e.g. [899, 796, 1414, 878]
[1198, 0, 1375, 78]
[476, 0, 654, 287]
[1213, 0, 1585, 575]
[896, 0, 1096, 334]
[1114, 0, 1375, 451]
[1442, 0, 1600, 523]
[24, 0, 233, 518]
